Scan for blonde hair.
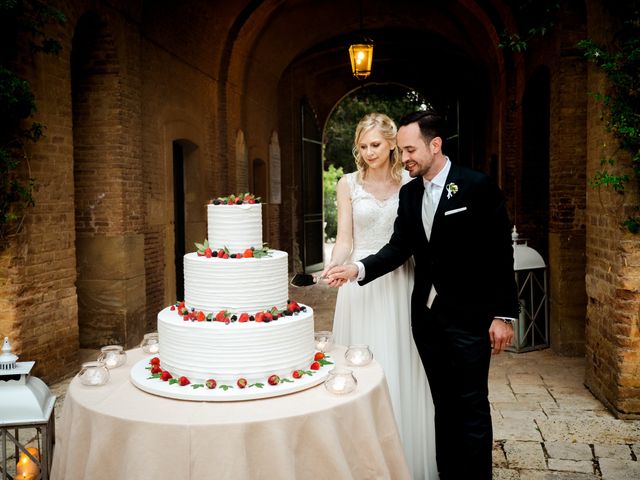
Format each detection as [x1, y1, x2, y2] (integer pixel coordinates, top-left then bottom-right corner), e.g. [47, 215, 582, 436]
[352, 113, 402, 182]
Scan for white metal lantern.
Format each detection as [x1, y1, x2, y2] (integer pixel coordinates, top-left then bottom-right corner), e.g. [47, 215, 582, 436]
[508, 227, 549, 352]
[0, 337, 56, 480]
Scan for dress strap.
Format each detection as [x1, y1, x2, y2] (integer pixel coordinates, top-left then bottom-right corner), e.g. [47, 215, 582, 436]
[346, 172, 364, 198]
[346, 172, 356, 198]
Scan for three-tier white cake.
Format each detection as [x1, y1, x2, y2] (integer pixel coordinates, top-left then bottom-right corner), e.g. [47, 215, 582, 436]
[157, 199, 316, 385]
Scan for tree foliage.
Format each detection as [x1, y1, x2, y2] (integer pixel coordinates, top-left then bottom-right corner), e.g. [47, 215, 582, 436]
[323, 164, 343, 241]
[324, 85, 430, 173]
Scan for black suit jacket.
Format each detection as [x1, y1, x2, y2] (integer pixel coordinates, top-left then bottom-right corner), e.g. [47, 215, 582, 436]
[360, 163, 519, 331]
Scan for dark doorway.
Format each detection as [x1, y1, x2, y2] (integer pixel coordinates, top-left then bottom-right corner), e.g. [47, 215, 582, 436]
[301, 99, 324, 272]
[173, 142, 186, 301]
[522, 67, 550, 259]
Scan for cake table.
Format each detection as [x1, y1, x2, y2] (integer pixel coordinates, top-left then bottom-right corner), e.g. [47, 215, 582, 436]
[50, 346, 410, 480]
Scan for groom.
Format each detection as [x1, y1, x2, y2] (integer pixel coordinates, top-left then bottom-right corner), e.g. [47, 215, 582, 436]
[326, 110, 519, 479]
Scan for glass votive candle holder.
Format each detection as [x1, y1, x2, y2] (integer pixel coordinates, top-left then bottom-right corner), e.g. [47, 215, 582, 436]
[324, 367, 357, 395]
[98, 345, 127, 369]
[78, 361, 110, 386]
[314, 330, 333, 353]
[345, 344, 373, 366]
[140, 332, 160, 354]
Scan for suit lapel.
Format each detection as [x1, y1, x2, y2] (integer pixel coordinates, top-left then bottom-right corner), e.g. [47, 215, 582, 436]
[431, 164, 462, 240]
[408, 177, 429, 243]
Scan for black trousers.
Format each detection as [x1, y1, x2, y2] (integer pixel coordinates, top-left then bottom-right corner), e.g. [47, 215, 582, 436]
[412, 301, 493, 480]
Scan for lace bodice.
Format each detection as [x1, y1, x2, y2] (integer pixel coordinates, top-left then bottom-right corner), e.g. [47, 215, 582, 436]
[346, 171, 410, 260]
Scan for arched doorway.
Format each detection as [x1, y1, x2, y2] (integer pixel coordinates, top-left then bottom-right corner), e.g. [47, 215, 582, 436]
[322, 83, 458, 254]
[169, 138, 201, 303]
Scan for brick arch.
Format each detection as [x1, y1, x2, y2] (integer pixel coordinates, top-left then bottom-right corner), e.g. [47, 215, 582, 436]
[71, 11, 145, 350]
[206, 1, 530, 264]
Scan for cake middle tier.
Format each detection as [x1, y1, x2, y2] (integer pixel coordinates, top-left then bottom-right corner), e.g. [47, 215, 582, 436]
[183, 250, 289, 313]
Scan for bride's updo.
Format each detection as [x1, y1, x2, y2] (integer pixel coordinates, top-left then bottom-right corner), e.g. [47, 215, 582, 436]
[352, 112, 402, 183]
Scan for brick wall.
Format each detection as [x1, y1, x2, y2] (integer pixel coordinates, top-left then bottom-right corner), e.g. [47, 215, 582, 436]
[140, 25, 219, 328]
[0, 2, 81, 380]
[584, 0, 640, 417]
[546, 4, 589, 355]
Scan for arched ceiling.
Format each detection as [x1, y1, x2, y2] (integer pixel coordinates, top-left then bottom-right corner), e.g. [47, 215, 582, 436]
[139, 0, 518, 127]
[220, 0, 515, 126]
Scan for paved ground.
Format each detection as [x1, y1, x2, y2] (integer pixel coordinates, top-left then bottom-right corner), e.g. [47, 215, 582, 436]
[8, 278, 639, 479]
[294, 281, 640, 479]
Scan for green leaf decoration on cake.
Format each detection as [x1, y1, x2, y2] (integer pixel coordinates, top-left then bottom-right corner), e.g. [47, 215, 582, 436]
[280, 378, 294, 383]
[191, 384, 204, 389]
[219, 384, 233, 391]
[195, 239, 209, 255]
[250, 383, 265, 389]
[252, 244, 271, 258]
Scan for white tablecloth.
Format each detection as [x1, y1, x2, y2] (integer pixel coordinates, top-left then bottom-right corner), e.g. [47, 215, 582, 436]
[51, 346, 410, 479]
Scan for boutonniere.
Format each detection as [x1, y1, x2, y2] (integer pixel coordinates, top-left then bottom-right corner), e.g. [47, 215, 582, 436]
[446, 182, 458, 199]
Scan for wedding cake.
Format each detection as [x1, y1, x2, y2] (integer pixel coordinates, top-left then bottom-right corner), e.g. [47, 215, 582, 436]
[156, 194, 316, 387]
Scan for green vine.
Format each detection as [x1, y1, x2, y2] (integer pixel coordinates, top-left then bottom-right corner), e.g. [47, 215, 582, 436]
[578, 2, 640, 233]
[0, 0, 66, 246]
[499, 0, 560, 52]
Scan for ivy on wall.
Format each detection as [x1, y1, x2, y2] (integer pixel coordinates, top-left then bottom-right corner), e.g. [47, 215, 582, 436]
[0, 0, 65, 246]
[498, 0, 560, 52]
[500, 0, 640, 233]
[577, 3, 640, 233]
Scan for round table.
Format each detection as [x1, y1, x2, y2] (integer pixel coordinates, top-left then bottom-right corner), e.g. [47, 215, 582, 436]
[51, 347, 410, 480]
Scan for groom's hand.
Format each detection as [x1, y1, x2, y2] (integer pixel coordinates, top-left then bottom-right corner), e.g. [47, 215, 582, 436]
[489, 319, 514, 355]
[325, 264, 358, 288]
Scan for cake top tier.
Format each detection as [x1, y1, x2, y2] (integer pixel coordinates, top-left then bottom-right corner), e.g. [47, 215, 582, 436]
[207, 197, 263, 251]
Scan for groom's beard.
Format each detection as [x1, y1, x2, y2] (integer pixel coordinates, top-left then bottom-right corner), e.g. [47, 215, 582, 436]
[404, 163, 423, 178]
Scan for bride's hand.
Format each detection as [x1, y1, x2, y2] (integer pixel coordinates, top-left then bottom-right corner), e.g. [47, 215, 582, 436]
[325, 264, 358, 288]
[320, 262, 337, 279]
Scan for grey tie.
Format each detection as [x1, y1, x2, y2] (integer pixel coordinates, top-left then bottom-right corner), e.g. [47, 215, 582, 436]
[422, 180, 438, 307]
[422, 181, 435, 240]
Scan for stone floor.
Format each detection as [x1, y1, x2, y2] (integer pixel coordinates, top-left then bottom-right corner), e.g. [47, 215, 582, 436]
[6, 278, 640, 479]
[295, 281, 640, 479]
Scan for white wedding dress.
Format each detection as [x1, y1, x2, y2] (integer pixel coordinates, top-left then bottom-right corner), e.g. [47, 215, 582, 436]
[332, 172, 438, 480]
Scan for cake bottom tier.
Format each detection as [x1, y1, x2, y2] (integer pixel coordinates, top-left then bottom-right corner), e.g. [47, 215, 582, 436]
[157, 305, 315, 384]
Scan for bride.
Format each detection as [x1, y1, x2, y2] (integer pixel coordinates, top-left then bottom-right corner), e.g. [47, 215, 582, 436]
[322, 112, 438, 479]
